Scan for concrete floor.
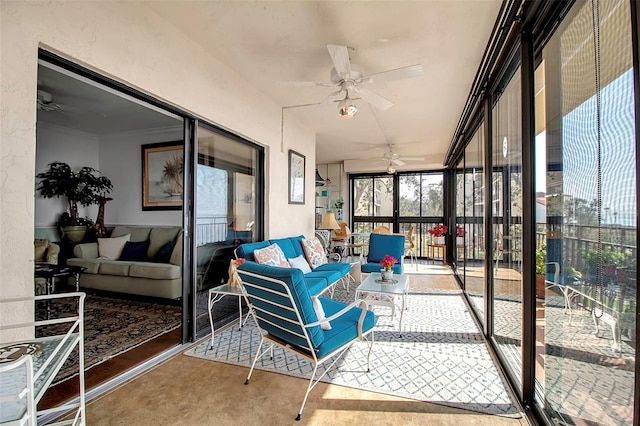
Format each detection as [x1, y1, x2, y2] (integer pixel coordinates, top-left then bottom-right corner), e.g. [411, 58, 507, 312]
[86, 265, 528, 426]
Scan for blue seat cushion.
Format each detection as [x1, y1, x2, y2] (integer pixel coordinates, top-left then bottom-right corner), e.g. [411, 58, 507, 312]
[304, 276, 328, 296]
[238, 261, 324, 349]
[314, 262, 351, 276]
[315, 297, 375, 358]
[236, 241, 271, 261]
[361, 262, 403, 274]
[305, 267, 342, 286]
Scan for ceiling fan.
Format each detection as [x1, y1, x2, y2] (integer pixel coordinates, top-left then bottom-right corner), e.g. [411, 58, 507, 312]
[363, 144, 424, 173]
[280, 44, 423, 117]
[37, 90, 62, 112]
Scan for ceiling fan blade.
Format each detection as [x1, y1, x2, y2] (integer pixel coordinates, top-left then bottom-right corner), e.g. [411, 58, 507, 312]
[353, 87, 394, 111]
[362, 64, 424, 84]
[278, 81, 337, 87]
[327, 44, 352, 78]
[398, 156, 425, 161]
[314, 89, 344, 111]
[391, 159, 406, 166]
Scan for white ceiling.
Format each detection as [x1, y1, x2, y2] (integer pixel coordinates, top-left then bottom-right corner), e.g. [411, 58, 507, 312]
[146, 1, 502, 171]
[37, 2, 502, 172]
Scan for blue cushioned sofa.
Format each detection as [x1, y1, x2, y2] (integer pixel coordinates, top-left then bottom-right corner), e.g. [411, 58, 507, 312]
[360, 233, 406, 274]
[235, 235, 351, 296]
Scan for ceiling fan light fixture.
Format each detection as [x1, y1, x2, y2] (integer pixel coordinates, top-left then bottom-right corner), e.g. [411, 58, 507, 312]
[338, 98, 357, 119]
[386, 165, 396, 174]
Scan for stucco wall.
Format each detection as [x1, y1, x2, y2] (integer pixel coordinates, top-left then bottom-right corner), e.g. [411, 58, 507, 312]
[0, 1, 316, 331]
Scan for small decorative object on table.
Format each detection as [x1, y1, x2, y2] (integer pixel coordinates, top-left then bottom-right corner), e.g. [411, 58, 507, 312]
[379, 254, 398, 282]
[228, 258, 246, 287]
[456, 224, 465, 246]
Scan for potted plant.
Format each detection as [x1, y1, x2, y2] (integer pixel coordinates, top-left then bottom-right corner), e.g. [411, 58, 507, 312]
[455, 224, 465, 246]
[333, 197, 344, 221]
[428, 224, 448, 245]
[535, 244, 546, 298]
[36, 161, 113, 242]
[379, 255, 398, 281]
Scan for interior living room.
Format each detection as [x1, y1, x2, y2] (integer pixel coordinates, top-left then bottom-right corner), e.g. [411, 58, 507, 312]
[1, 1, 638, 426]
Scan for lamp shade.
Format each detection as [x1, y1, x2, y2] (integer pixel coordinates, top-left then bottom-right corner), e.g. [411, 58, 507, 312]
[319, 212, 340, 230]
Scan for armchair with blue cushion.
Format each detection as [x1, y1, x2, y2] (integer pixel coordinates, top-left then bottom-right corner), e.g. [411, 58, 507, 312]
[237, 261, 375, 421]
[360, 233, 406, 274]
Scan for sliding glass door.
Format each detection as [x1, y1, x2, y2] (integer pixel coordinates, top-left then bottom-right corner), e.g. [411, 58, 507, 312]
[193, 123, 262, 337]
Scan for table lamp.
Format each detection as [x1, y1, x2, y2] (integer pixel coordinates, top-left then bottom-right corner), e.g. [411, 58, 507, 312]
[319, 212, 340, 231]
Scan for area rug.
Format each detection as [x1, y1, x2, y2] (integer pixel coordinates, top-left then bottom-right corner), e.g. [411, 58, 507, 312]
[36, 295, 181, 383]
[184, 286, 521, 417]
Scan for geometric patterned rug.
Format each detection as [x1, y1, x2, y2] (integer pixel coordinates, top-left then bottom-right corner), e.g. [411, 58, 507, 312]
[184, 286, 521, 417]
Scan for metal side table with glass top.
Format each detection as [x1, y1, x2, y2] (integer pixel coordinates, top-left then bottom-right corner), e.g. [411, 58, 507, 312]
[207, 283, 251, 349]
[355, 272, 409, 334]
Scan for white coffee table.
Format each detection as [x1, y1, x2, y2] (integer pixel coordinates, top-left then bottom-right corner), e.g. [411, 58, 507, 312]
[355, 272, 409, 332]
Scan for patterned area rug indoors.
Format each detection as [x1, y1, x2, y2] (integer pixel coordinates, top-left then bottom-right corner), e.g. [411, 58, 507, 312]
[37, 294, 182, 383]
[185, 286, 521, 417]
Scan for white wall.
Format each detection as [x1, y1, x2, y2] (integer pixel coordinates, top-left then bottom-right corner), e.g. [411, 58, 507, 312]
[0, 1, 316, 327]
[99, 127, 183, 227]
[35, 123, 101, 229]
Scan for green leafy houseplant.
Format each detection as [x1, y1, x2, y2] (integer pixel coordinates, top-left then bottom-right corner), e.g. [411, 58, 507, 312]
[37, 162, 113, 239]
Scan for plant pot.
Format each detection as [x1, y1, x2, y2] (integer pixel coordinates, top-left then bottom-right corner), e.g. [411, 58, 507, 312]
[61, 225, 87, 243]
[435, 236, 445, 245]
[380, 269, 394, 281]
[536, 274, 546, 298]
[456, 236, 464, 246]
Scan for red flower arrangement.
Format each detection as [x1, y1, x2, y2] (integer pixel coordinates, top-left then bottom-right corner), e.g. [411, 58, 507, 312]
[379, 255, 398, 271]
[233, 258, 247, 267]
[428, 224, 448, 237]
[456, 225, 465, 237]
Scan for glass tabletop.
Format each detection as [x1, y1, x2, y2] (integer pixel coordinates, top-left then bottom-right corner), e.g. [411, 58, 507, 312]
[209, 283, 244, 296]
[357, 273, 409, 295]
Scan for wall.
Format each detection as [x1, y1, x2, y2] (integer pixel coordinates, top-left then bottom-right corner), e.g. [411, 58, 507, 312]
[99, 127, 183, 227]
[0, 1, 316, 330]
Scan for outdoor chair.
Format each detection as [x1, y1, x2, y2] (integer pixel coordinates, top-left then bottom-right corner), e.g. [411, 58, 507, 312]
[361, 233, 405, 274]
[237, 261, 375, 421]
[404, 226, 417, 269]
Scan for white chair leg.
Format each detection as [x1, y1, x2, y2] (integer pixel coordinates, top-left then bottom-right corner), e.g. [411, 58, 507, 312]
[296, 363, 319, 421]
[245, 338, 269, 385]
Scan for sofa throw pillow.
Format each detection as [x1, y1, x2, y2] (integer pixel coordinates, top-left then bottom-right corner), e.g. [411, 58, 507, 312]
[154, 241, 175, 263]
[253, 243, 290, 268]
[301, 237, 327, 269]
[288, 254, 312, 274]
[119, 240, 151, 261]
[98, 234, 131, 260]
[312, 296, 331, 330]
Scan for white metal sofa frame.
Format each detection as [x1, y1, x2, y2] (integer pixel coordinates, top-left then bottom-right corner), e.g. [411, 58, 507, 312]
[239, 269, 374, 421]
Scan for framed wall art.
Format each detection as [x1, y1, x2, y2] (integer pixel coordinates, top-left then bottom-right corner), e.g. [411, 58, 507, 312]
[288, 149, 305, 204]
[142, 141, 184, 210]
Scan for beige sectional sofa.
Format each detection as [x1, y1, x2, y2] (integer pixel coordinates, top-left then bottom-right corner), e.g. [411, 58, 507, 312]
[67, 226, 182, 299]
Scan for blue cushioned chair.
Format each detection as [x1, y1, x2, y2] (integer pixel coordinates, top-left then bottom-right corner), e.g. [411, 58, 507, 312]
[361, 233, 405, 274]
[237, 261, 375, 421]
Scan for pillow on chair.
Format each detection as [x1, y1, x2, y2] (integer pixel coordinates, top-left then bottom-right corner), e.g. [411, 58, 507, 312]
[254, 243, 290, 268]
[288, 254, 312, 274]
[301, 237, 327, 269]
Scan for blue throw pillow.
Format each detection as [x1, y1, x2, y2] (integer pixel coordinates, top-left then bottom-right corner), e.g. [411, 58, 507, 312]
[119, 240, 151, 261]
[154, 241, 175, 263]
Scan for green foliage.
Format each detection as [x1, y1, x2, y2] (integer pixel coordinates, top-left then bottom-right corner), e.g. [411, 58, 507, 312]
[36, 161, 113, 223]
[535, 244, 546, 275]
[581, 246, 635, 269]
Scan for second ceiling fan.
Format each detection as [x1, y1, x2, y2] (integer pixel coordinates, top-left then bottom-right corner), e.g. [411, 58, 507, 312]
[281, 44, 423, 118]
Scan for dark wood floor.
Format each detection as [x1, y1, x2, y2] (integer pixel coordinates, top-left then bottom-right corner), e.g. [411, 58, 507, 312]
[39, 327, 181, 409]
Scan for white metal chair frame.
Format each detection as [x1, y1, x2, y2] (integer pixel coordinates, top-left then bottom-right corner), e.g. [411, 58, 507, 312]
[404, 226, 417, 269]
[0, 293, 86, 426]
[239, 271, 374, 421]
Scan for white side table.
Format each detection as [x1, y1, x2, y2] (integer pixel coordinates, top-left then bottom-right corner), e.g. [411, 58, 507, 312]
[208, 283, 250, 349]
[355, 273, 409, 334]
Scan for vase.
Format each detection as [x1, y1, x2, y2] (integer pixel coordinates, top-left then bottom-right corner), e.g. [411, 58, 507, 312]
[456, 236, 464, 246]
[381, 269, 393, 281]
[435, 236, 445, 245]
